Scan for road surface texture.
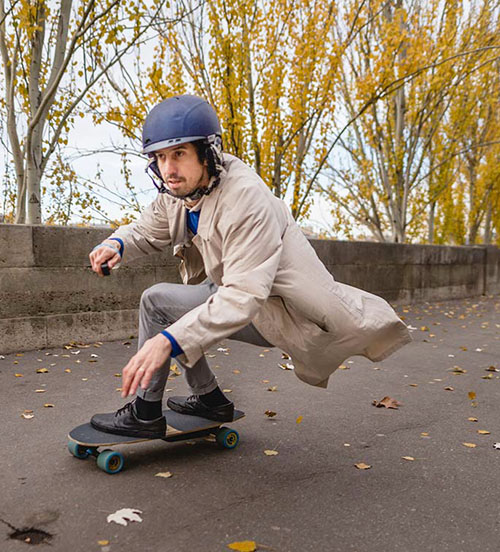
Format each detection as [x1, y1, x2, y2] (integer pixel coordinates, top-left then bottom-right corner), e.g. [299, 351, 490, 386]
[1, 295, 499, 551]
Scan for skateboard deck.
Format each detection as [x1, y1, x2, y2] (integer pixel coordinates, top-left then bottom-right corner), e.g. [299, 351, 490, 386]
[68, 408, 244, 474]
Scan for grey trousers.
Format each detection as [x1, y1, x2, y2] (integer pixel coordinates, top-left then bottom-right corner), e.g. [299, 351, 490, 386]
[136, 280, 274, 402]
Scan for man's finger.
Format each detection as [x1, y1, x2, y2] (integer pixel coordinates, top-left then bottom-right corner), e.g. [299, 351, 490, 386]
[121, 360, 136, 397]
[128, 367, 146, 397]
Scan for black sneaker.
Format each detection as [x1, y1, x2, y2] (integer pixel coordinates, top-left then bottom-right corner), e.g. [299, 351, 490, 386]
[167, 395, 234, 422]
[90, 400, 166, 438]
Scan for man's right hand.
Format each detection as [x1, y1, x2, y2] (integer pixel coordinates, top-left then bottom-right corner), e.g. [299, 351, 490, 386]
[89, 240, 121, 277]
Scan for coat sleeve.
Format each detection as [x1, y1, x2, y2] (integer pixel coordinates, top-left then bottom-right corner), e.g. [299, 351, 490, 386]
[166, 187, 285, 367]
[106, 195, 172, 263]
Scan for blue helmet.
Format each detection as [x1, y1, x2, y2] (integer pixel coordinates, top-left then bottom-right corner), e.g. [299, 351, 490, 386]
[142, 95, 221, 154]
[142, 95, 224, 200]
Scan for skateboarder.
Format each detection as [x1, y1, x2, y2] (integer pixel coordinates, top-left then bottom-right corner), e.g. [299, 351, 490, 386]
[89, 94, 411, 438]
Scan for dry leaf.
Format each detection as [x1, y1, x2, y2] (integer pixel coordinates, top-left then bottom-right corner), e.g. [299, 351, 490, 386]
[35, 389, 46, 393]
[107, 508, 143, 526]
[444, 386, 454, 391]
[44, 404, 55, 408]
[462, 442, 477, 448]
[259, 354, 265, 358]
[355, 463, 371, 470]
[281, 352, 290, 359]
[15, 373, 23, 377]
[486, 366, 499, 372]
[267, 386, 278, 392]
[450, 366, 467, 374]
[468, 391, 476, 400]
[21, 412, 34, 419]
[98, 541, 110, 546]
[372, 396, 401, 409]
[227, 541, 257, 552]
[232, 370, 241, 374]
[409, 383, 418, 387]
[261, 379, 270, 383]
[402, 456, 415, 461]
[338, 364, 349, 370]
[155, 472, 173, 478]
[65, 369, 71, 373]
[36, 368, 49, 374]
[265, 410, 277, 417]
[296, 416, 303, 424]
[420, 326, 429, 331]
[478, 430, 490, 435]
[264, 450, 278, 456]
[222, 389, 232, 393]
[421, 432, 429, 437]
[468, 417, 478, 422]
[482, 374, 493, 380]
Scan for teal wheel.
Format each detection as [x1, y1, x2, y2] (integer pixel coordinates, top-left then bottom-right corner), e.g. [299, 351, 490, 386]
[68, 441, 90, 459]
[96, 450, 125, 474]
[216, 427, 239, 449]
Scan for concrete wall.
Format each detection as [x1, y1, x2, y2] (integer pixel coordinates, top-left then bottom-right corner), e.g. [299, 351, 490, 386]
[0, 224, 498, 354]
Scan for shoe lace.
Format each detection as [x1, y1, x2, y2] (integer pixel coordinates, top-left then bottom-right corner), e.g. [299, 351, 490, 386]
[115, 401, 135, 417]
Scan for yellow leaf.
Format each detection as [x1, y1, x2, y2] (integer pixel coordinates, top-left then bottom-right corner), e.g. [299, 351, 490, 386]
[15, 373, 23, 377]
[35, 389, 46, 393]
[233, 370, 241, 374]
[98, 541, 109, 546]
[468, 391, 476, 400]
[222, 389, 232, 393]
[421, 432, 429, 436]
[155, 472, 173, 478]
[478, 430, 490, 435]
[264, 450, 278, 456]
[402, 456, 415, 461]
[267, 386, 277, 392]
[227, 541, 257, 552]
[296, 416, 303, 424]
[65, 369, 71, 373]
[468, 417, 478, 422]
[462, 442, 477, 448]
[37, 368, 49, 373]
[44, 403, 55, 408]
[355, 462, 371, 470]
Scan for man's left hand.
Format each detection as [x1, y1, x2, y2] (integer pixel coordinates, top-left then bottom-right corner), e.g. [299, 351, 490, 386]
[121, 334, 172, 398]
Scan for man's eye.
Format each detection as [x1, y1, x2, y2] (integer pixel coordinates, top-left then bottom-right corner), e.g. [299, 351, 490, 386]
[176, 150, 184, 157]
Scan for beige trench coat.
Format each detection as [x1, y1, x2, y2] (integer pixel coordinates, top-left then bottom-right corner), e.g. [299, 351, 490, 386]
[110, 153, 411, 388]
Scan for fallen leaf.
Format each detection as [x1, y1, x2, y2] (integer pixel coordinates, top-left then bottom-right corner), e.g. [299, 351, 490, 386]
[355, 463, 371, 470]
[217, 348, 228, 352]
[114, 373, 121, 377]
[462, 442, 477, 448]
[338, 364, 349, 370]
[487, 366, 499, 372]
[227, 541, 257, 552]
[107, 508, 143, 526]
[35, 389, 46, 393]
[296, 416, 303, 424]
[444, 386, 454, 391]
[409, 383, 418, 387]
[402, 456, 415, 461]
[468, 391, 476, 400]
[44, 404, 55, 408]
[477, 430, 490, 435]
[259, 354, 265, 357]
[36, 368, 49, 374]
[265, 410, 277, 417]
[264, 450, 278, 456]
[281, 352, 290, 359]
[267, 386, 278, 392]
[450, 366, 467, 374]
[155, 472, 173, 478]
[122, 341, 131, 345]
[15, 373, 23, 377]
[21, 411, 34, 419]
[232, 370, 241, 374]
[420, 326, 429, 331]
[482, 374, 493, 380]
[222, 389, 232, 393]
[170, 366, 181, 376]
[65, 369, 71, 373]
[421, 432, 429, 437]
[98, 541, 110, 546]
[468, 417, 478, 422]
[261, 379, 270, 383]
[15, 353, 24, 357]
[278, 363, 294, 370]
[372, 396, 401, 409]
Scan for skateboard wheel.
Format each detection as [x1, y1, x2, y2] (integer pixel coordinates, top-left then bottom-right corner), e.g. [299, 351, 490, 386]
[216, 427, 239, 449]
[68, 441, 90, 459]
[97, 450, 125, 474]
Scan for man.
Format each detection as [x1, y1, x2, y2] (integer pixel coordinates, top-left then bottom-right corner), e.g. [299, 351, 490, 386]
[89, 94, 411, 439]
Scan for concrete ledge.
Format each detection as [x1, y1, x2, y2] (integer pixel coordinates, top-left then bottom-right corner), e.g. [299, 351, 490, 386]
[0, 224, 498, 354]
[0, 310, 138, 354]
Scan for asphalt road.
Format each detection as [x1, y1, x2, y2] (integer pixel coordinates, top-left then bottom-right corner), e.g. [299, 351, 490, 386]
[1, 294, 499, 552]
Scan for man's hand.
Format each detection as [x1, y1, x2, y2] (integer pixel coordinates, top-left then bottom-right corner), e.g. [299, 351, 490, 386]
[121, 333, 172, 398]
[89, 240, 121, 277]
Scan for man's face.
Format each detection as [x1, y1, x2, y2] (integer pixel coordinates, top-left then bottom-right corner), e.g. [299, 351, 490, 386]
[154, 142, 209, 198]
